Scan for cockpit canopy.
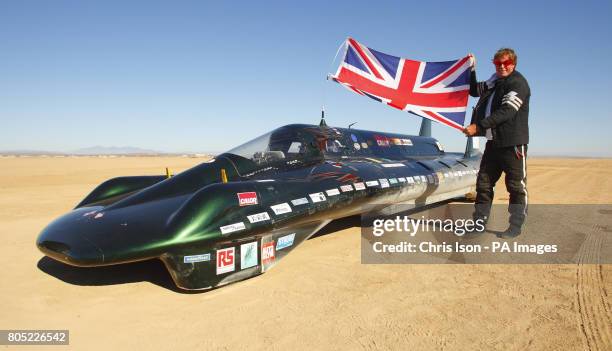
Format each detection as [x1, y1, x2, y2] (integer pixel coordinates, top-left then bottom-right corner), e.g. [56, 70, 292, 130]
[226, 123, 442, 168]
[144, 124, 444, 197]
[227, 125, 323, 167]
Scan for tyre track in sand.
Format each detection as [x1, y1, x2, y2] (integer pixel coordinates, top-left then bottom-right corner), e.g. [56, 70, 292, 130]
[574, 214, 612, 351]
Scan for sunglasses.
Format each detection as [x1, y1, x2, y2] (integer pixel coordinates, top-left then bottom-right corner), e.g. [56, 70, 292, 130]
[493, 59, 514, 67]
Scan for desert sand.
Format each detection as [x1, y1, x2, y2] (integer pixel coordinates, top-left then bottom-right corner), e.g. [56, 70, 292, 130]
[0, 156, 610, 350]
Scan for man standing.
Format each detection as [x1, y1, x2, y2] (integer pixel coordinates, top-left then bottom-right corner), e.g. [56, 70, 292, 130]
[464, 48, 530, 237]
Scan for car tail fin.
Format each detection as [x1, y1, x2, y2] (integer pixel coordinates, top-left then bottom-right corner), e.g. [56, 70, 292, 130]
[464, 136, 481, 158]
[419, 118, 431, 137]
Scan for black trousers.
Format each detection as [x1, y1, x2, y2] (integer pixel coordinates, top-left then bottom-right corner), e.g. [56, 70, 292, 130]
[474, 141, 528, 228]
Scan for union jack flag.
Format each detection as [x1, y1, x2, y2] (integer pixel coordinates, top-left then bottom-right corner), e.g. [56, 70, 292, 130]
[330, 38, 472, 131]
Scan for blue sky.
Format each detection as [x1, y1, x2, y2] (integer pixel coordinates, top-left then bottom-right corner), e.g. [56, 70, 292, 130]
[1, 1, 611, 156]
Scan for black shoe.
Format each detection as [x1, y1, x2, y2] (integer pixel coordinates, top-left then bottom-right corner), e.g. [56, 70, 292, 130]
[496, 226, 522, 239]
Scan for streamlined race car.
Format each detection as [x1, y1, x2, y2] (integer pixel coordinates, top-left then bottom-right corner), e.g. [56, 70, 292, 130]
[37, 121, 481, 290]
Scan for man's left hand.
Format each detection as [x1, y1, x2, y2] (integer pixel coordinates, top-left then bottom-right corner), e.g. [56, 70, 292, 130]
[463, 124, 478, 136]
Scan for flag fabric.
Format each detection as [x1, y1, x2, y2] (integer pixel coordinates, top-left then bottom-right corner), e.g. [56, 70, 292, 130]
[330, 38, 472, 131]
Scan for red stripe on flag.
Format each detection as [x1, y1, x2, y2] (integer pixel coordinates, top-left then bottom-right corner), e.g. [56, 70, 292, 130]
[348, 38, 384, 80]
[349, 86, 364, 95]
[423, 110, 463, 131]
[420, 56, 470, 89]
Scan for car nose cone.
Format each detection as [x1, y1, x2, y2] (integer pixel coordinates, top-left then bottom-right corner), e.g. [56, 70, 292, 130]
[37, 235, 104, 266]
[37, 211, 105, 266]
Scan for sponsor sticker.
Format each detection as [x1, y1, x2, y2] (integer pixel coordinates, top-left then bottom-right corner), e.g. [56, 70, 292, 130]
[340, 184, 354, 192]
[361, 142, 368, 149]
[237, 192, 258, 206]
[379, 179, 390, 188]
[291, 197, 309, 206]
[240, 242, 258, 269]
[216, 247, 235, 275]
[220, 222, 246, 235]
[391, 138, 402, 145]
[353, 142, 361, 150]
[381, 163, 405, 168]
[374, 135, 390, 147]
[184, 253, 211, 263]
[309, 192, 327, 203]
[262, 242, 275, 264]
[351, 134, 358, 142]
[401, 138, 413, 146]
[270, 203, 292, 215]
[366, 180, 379, 187]
[354, 182, 366, 190]
[247, 211, 270, 224]
[398, 177, 406, 182]
[389, 178, 398, 184]
[276, 233, 295, 250]
[326, 188, 340, 196]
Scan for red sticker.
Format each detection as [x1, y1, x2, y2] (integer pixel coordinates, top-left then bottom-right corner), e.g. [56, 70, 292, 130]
[374, 135, 390, 147]
[262, 242, 275, 264]
[216, 247, 235, 275]
[237, 192, 258, 206]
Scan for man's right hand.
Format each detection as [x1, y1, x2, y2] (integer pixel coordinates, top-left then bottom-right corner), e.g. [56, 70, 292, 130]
[463, 124, 478, 136]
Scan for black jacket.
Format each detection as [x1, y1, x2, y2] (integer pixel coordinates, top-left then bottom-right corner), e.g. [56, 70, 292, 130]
[469, 70, 530, 147]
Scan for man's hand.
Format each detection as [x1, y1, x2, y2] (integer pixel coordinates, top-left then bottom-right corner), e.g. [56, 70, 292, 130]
[463, 124, 478, 136]
[468, 53, 476, 71]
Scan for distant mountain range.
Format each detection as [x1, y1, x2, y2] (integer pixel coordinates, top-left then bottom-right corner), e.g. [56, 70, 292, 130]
[71, 146, 161, 155]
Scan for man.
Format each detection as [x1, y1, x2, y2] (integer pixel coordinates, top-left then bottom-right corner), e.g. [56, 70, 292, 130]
[464, 48, 530, 237]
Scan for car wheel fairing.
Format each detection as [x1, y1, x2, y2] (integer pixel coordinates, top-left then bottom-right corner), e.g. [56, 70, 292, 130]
[160, 220, 330, 290]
